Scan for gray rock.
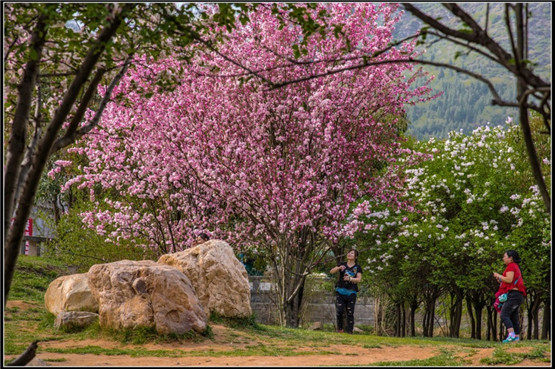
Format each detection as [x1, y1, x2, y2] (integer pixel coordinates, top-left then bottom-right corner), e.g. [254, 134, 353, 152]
[54, 311, 98, 330]
[308, 321, 323, 330]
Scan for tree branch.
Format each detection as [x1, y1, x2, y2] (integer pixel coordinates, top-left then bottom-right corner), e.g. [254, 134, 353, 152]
[6, 340, 38, 366]
[50, 68, 106, 152]
[52, 55, 132, 152]
[442, 2, 548, 88]
[271, 58, 510, 108]
[160, 8, 275, 86]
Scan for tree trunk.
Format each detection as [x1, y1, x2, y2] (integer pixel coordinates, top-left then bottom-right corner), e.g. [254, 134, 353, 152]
[374, 295, 383, 335]
[422, 293, 437, 337]
[395, 303, 402, 337]
[515, 3, 551, 214]
[493, 308, 498, 341]
[473, 300, 485, 340]
[486, 306, 493, 341]
[466, 297, 476, 339]
[541, 299, 550, 340]
[449, 292, 463, 338]
[409, 298, 418, 336]
[284, 284, 304, 328]
[532, 301, 540, 340]
[4, 4, 133, 304]
[526, 293, 541, 340]
[4, 9, 50, 233]
[401, 302, 406, 337]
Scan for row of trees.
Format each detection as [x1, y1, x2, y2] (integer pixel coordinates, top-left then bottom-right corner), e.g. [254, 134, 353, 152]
[347, 117, 550, 340]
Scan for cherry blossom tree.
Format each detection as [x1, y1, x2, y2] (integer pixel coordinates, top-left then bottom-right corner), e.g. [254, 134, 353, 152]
[59, 3, 436, 327]
[4, 2, 328, 307]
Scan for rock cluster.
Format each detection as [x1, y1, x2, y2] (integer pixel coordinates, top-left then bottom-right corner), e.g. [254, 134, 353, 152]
[44, 240, 251, 334]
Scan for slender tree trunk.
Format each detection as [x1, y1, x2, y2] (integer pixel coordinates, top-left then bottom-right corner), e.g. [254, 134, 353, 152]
[525, 295, 540, 340]
[519, 304, 525, 340]
[409, 298, 418, 336]
[401, 302, 406, 337]
[449, 292, 463, 338]
[422, 292, 437, 337]
[540, 299, 550, 340]
[397, 302, 402, 337]
[493, 309, 498, 341]
[4, 10, 49, 233]
[284, 286, 304, 328]
[486, 306, 493, 341]
[466, 297, 476, 339]
[374, 294, 384, 335]
[473, 300, 485, 340]
[526, 294, 538, 340]
[515, 3, 551, 214]
[533, 306, 539, 340]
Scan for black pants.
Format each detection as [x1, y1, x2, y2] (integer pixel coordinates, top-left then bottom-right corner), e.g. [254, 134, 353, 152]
[335, 292, 357, 333]
[500, 290, 524, 334]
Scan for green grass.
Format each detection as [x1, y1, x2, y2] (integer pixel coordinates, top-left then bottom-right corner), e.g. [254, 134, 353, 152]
[480, 345, 551, 365]
[41, 343, 342, 358]
[8, 255, 69, 303]
[209, 312, 262, 331]
[105, 324, 213, 344]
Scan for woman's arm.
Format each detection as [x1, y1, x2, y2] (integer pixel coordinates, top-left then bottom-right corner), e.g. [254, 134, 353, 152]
[345, 272, 362, 283]
[493, 271, 514, 283]
[330, 265, 343, 274]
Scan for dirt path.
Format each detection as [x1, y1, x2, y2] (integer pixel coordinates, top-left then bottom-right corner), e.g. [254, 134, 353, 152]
[6, 338, 551, 367]
[19, 346, 440, 366]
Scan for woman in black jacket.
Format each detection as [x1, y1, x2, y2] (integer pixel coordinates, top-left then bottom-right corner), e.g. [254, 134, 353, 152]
[330, 249, 363, 334]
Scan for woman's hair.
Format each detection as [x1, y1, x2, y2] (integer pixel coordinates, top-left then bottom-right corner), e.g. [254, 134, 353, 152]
[348, 249, 359, 262]
[505, 250, 521, 264]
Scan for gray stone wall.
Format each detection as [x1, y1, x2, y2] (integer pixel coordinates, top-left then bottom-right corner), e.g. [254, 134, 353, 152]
[249, 275, 375, 326]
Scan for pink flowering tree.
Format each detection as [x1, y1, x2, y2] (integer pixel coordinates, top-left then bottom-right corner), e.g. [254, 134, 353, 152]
[60, 3, 436, 327]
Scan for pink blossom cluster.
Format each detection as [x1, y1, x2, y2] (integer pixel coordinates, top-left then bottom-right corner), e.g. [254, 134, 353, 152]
[61, 4, 436, 253]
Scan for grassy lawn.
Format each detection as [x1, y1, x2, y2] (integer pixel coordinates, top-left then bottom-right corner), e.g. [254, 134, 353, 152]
[4, 255, 551, 366]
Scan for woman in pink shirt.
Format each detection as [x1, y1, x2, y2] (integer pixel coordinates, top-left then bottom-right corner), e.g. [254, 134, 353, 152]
[493, 250, 526, 343]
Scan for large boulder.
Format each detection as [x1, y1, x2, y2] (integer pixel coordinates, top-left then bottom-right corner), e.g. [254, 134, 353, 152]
[44, 273, 98, 315]
[158, 239, 252, 318]
[88, 260, 207, 334]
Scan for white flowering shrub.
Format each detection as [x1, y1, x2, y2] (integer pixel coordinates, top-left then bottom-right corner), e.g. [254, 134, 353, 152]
[347, 118, 550, 337]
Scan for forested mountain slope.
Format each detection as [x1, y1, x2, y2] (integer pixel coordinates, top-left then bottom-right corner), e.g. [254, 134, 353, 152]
[392, 3, 551, 139]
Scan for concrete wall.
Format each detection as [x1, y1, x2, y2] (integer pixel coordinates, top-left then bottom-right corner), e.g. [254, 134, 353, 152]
[249, 275, 375, 326]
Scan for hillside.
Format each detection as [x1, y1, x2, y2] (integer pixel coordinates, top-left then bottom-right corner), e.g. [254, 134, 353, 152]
[392, 3, 551, 139]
